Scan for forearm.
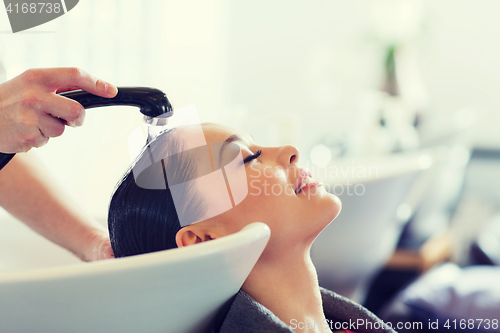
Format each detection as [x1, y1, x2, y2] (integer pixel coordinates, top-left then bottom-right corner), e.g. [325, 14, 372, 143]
[0, 152, 109, 261]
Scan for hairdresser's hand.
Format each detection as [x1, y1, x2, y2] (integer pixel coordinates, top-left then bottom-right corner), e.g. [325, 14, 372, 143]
[82, 230, 115, 262]
[0, 67, 117, 153]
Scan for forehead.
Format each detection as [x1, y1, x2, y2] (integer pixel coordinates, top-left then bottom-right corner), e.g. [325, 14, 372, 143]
[165, 123, 252, 164]
[200, 123, 252, 144]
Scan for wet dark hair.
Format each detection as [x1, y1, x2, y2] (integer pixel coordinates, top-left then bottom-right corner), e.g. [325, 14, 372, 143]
[108, 130, 204, 258]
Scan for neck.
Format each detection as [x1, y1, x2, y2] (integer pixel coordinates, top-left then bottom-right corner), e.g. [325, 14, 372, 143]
[242, 243, 332, 333]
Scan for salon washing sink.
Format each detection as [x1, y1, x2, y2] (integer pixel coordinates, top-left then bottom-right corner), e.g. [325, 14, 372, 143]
[0, 221, 270, 333]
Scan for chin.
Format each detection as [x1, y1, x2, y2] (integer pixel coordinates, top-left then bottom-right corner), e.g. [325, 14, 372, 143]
[324, 193, 342, 225]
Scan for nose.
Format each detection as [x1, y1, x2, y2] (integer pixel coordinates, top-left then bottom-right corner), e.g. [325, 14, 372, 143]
[277, 144, 299, 166]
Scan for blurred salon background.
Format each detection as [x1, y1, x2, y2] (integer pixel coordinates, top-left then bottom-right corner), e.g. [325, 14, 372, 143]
[1, 0, 499, 324]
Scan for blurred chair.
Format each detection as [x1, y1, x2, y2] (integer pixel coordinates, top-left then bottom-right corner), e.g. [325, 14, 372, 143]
[0, 222, 270, 333]
[311, 149, 436, 303]
[380, 263, 500, 333]
[405, 116, 473, 250]
[471, 214, 500, 265]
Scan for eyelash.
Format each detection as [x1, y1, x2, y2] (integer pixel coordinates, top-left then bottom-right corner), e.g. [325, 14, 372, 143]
[243, 150, 262, 164]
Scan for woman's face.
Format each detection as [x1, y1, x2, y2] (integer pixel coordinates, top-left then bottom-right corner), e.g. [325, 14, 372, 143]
[198, 123, 341, 249]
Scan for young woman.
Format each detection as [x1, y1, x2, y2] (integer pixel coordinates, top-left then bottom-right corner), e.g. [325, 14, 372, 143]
[108, 123, 395, 333]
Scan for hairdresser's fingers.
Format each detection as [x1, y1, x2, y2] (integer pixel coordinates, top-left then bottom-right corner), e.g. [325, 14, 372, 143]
[0, 68, 115, 153]
[33, 132, 49, 148]
[98, 240, 115, 260]
[92, 238, 114, 261]
[54, 86, 79, 94]
[42, 93, 86, 127]
[35, 68, 118, 98]
[83, 233, 114, 262]
[18, 128, 49, 151]
[38, 113, 66, 138]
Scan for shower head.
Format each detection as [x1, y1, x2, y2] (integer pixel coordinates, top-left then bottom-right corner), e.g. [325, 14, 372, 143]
[60, 87, 174, 142]
[59, 86, 173, 119]
[0, 87, 174, 170]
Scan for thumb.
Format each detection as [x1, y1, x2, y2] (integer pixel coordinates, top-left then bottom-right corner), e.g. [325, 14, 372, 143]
[42, 68, 118, 98]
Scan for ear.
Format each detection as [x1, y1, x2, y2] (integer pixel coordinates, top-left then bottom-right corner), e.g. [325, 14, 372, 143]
[175, 224, 223, 248]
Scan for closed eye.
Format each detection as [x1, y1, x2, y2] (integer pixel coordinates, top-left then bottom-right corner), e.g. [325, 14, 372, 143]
[243, 150, 262, 164]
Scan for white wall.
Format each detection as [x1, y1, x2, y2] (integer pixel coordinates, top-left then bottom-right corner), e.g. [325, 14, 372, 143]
[223, 0, 500, 150]
[420, 0, 500, 148]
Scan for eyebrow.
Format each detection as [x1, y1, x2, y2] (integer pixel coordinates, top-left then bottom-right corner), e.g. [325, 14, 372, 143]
[224, 134, 244, 144]
[225, 133, 255, 144]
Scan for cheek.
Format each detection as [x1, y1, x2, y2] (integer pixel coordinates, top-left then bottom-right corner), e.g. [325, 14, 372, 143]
[247, 167, 292, 197]
[238, 176, 292, 219]
[221, 193, 268, 235]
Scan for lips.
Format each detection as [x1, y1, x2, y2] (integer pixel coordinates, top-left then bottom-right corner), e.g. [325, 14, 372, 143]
[295, 168, 321, 195]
